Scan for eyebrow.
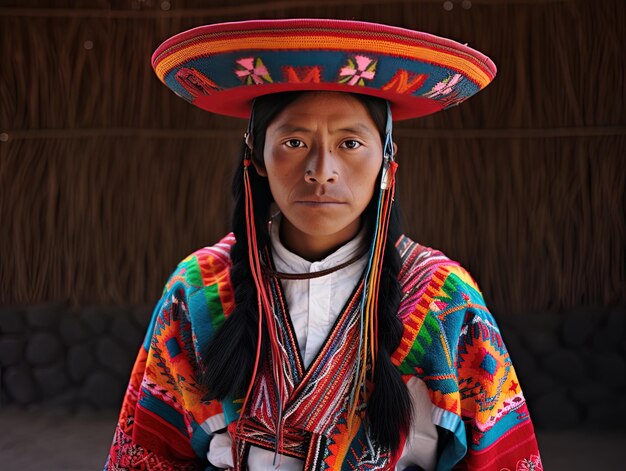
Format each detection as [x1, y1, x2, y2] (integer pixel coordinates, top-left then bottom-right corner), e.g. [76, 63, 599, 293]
[337, 123, 378, 137]
[274, 124, 311, 134]
[273, 122, 377, 137]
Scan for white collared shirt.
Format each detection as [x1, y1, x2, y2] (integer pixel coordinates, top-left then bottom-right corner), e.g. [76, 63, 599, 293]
[269, 214, 369, 368]
[208, 215, 438, 470]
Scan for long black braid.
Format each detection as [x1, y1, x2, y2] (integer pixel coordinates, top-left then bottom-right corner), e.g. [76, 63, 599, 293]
[201, 92, 412, 452]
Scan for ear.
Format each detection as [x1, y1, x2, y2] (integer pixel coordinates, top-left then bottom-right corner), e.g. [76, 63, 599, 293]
[392, 141, 398, 157]
[244, 132, 268, 177]
[252, 157, 267, 177]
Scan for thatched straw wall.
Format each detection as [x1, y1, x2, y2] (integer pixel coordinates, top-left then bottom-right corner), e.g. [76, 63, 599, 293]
[1, 0, 624, 315]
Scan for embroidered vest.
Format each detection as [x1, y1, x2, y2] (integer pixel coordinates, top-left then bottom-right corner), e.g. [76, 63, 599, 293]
[229, 257, 392, 470]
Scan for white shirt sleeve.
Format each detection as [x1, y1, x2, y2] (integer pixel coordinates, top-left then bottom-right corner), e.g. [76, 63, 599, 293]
[395, 377, 439, 470]
[207, 431, 305, 470]
[207, 431, 234, 469]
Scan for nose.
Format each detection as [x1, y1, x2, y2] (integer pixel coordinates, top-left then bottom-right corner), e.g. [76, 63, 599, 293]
[304, 146, 338, 184]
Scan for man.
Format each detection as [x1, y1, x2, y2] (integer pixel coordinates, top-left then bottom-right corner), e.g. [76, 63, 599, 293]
[106, 19, 541, 470]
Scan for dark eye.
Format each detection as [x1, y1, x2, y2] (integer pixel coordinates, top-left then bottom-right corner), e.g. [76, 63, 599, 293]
[285, 139, 304, 148]
[341, 140, 362, 149]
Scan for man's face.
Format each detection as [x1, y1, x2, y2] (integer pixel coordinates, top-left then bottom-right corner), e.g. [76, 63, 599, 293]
[254, 92, 384, 260]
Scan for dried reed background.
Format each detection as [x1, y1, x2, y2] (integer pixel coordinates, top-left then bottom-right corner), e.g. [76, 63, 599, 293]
[0, 0, 624, 315]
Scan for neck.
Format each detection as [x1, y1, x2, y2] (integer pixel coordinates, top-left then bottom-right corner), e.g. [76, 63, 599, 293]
[279, 219, 362, 261]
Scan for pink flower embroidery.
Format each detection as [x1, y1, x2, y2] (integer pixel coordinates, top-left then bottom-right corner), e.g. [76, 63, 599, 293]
[516, 455, 543, 471]
[500, 454, 543, 471]
[423, 73, 463, 98]
[339, 55, 377, 86]
[235, 57, 273, 85]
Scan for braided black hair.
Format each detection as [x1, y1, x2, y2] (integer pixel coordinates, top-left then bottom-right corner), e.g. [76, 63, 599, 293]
[201, 91, 412, 452]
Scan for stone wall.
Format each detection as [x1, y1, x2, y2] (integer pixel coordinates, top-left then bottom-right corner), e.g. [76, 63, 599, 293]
[1, 303, 624, 429]
[499, 306, 626, 429]
[0, 304, 151, 411]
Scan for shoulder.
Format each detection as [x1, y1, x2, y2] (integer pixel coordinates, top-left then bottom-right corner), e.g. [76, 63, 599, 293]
[395, 234, 482, 306]
[162, 233, 235, 296]
[173, 233, 236, 328]
[392, 234, 490, 370]
[143, 234, 236, 352]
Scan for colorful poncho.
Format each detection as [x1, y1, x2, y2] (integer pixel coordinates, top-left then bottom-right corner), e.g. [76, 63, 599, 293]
[105, 234, 542, 471]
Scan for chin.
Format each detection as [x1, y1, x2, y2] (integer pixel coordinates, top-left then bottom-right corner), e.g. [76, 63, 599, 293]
[292, 218, 358, 240]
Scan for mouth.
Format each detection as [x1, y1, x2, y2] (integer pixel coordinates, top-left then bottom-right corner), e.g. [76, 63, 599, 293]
[295, 198, 346, 205]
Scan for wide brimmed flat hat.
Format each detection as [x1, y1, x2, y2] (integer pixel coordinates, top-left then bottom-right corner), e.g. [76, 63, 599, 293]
[152, 18, 496, 121]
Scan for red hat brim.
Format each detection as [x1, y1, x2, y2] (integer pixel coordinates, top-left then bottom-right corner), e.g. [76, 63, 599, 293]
[152, 18, 496, 121]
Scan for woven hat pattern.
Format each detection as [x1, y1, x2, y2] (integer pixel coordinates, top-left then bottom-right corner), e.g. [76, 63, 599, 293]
[152, 19, 496, 120]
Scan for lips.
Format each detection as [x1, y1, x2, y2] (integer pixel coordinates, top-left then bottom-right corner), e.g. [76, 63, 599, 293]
[295, 197, 346, 204]
[297, 202, 346, 208]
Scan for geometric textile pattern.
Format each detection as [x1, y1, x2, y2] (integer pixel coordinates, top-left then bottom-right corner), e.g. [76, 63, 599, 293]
[393, 237, 541, 470]
[105, 233, 541, 470]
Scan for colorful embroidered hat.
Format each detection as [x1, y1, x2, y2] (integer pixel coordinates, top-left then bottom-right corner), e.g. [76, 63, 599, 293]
[152, 18, 496, 121]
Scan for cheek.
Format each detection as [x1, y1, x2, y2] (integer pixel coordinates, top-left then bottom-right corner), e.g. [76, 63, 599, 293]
[265, 148, 302, 178]
[354, 158, 382, 193]
[359, 176, 379, 203]
[266, 163, 297, 193]
[263, 153, 287, 184]
[264, 161, 299, 203]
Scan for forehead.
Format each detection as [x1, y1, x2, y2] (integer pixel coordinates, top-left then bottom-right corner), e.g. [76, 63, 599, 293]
[269, 92, 377, 128]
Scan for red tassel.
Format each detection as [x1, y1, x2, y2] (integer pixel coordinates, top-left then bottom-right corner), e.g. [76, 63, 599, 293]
[238, 160, 287, 457]
[348, 159, 398, 429]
